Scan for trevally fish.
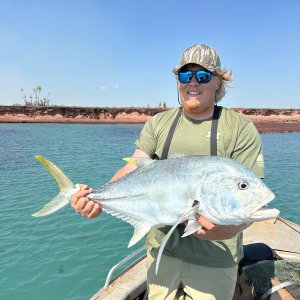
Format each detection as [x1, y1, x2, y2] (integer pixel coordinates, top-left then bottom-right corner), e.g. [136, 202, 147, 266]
[32, 155, 279, 274]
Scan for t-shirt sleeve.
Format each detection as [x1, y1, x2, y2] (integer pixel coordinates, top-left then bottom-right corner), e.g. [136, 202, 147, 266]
[231, 122, 264, 178]
[135, 117, 157, 158]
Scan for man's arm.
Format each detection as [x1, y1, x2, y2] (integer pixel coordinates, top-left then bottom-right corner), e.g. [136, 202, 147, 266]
[71, 149, 149, 218]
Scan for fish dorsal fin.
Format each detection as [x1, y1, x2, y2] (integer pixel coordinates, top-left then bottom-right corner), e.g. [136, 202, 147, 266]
[123, 157, 153, 168]
[155, 203, 200, 274]
[168, 153, 186, 159]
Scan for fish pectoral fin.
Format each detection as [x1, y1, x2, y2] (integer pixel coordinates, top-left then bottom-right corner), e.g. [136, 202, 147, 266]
[128, 222, 151, 248]
[155, 203, 200, 275]
[123, 157, 153, 168]
[182, 219, 202, 238]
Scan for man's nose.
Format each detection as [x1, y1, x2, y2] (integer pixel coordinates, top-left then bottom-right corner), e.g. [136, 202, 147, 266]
[189, 74, 199, 85]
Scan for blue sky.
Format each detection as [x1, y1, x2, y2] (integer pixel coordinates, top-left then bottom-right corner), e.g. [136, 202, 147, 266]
[0, 0, 299, 108]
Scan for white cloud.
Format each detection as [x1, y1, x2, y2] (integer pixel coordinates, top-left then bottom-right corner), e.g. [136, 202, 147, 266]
[99, 84, 119, 91]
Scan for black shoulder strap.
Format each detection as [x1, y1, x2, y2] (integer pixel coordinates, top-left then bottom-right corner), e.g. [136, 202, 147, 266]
[160, 107, 182, 160]
[210, 105, 221, 156]
[158, 105, 221, 160]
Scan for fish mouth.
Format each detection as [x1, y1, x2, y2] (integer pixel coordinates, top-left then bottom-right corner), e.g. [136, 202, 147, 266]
[249, 193, 279, 220]
[250, 192, 275, 214]
[250, 206, 280, 220]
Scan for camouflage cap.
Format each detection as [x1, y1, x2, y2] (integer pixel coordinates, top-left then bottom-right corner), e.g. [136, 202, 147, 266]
[172, 44, 221, 74]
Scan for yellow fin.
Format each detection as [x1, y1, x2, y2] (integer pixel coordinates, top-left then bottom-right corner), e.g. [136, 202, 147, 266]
[33, 156, 75, 217]
[123, 157, 137, 166]
[35, 155, 75, 193]
[123, 157, 153, 168]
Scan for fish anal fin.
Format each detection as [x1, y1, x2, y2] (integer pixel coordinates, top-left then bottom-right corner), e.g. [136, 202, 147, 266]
[128, 223, 151, 247]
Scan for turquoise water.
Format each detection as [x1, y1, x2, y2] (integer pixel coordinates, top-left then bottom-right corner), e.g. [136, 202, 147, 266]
[0, 124, 299, 300]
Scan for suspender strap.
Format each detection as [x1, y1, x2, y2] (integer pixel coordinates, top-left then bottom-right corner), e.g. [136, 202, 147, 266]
[210, 105, 221, 156]
[160, 107, 182, 160]
[159, 105, 221, 160]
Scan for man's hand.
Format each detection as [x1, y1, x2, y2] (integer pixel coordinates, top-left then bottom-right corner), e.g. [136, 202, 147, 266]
[194, 215, 251, 240]
[71, 184, 102, 218]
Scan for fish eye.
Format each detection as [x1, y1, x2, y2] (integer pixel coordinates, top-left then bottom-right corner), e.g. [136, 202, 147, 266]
[238, 181, 249, 190]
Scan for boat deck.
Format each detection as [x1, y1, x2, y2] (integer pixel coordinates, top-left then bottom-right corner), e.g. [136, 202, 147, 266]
[91, 218, 300, 300]
[91, 254, 147, 300]
[243, 218, 300, 257]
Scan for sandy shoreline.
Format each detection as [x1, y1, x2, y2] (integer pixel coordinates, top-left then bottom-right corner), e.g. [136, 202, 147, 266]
[1, 106, 300, 134]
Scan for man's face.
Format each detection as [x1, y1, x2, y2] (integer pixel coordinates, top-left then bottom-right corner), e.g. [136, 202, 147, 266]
[178, 64, 220, 117]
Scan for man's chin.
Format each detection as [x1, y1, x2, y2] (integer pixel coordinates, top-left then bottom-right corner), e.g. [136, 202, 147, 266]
[184, 99, 202, 110]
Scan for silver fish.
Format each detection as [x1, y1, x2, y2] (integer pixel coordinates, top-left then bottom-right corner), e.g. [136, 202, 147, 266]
[32, 155, 279, 274]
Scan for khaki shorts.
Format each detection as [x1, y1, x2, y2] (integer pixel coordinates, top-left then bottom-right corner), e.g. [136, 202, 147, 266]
[147, 249, 238, 300]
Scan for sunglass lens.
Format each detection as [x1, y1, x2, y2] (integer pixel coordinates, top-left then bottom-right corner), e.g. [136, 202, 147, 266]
[178, 71, 193, 83]
[196, 71, 211, 83]
[178, 70, 211, 84]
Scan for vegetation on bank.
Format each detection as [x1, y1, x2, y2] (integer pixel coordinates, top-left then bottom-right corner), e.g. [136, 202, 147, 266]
[20, 86, 51, 107]
[14, 86, 168, 109]
[16, 85, 50, 106]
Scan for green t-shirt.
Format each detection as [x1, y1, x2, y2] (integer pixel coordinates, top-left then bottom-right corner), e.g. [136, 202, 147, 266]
[135, 107, 264, 268]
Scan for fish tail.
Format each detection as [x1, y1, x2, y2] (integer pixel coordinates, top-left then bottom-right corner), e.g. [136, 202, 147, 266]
[32, 156, 78, 217]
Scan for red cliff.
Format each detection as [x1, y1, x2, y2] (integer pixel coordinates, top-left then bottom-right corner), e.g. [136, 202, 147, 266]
[1, 105, 300, 133]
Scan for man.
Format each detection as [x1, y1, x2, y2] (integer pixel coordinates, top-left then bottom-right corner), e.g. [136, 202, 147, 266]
[72, 44, 264, 300]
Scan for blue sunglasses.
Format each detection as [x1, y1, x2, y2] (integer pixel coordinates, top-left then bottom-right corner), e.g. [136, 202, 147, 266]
[178, 70, 212, 84]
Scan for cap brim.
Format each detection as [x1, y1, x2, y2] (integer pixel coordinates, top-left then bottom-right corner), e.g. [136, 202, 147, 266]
[172, 63, 216, 74]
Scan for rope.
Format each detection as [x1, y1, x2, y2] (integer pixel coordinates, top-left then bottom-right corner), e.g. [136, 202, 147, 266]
[275, 217, 300, 234]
